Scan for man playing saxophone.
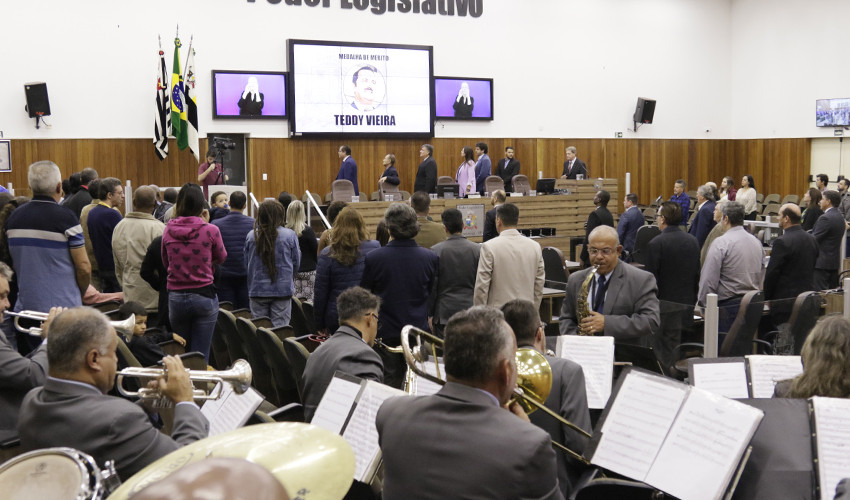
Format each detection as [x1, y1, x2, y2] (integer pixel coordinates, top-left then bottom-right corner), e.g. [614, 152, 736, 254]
[560, 226, 660, 347]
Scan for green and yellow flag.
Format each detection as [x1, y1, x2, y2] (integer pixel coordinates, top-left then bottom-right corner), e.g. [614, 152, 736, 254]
[170, 37, 188, 150]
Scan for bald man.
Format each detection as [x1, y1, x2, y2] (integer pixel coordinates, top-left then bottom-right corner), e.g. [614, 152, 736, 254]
[763, 203, 818, 326]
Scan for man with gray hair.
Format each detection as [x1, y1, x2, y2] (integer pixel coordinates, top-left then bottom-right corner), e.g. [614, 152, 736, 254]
[377, 306, 564, 500]
[112, 186, 165, 318]
[688, 184, 717, 247]
[361, 203, 438, 388]
[302, 286, 383, 422]
[413, 144, 437, 194]
[698, 201, 765, 332]
[5, 161, 91, 314]
[560, 146, 587, 180]
[18, 307, 208, 481]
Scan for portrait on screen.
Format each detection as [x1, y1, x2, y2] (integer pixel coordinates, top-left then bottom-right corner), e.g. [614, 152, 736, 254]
[345, 65, 387, 112]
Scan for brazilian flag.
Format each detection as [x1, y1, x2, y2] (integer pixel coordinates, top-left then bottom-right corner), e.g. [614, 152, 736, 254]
[171, 38, 188, 150]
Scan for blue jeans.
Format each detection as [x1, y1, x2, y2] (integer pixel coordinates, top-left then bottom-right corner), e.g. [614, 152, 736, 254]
[249, 297, 292, 328]
[169, 291, 218, 362]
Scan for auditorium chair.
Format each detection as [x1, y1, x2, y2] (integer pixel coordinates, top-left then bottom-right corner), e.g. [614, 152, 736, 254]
[379, 179, 401, 201]
[511, 174, 532, 195]
[642, 207, 656, 223]
[484, 176, 504, 194]
[781, 194, 799, 205]
[216, 309, 250, 366]
[256, 327, 301, 408]
[235, 317, 281, 406]
[290, 297, 316, 336]
[761, 203, 780, 217]
[331, 179, 357, 202]
[762, 291, 821, 355]
[762, 193, 781, 206]
[673, 290, 765, 377]
[370, 191, 379, 201]
[301, 192, 322, 208]
[629, 225, 661, 266]
[541, 246, 569, 289]
[282, 338, 311, 401]
[437, 176, 454, 185]
[210, 315, 232, 370]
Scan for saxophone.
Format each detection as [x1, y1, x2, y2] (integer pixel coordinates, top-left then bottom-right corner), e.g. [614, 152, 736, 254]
[576, 266, 598, 335]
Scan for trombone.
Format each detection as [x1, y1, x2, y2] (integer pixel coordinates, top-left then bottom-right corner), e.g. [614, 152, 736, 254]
[5, 310, 136, 337]
[397, 325, 592, 464]
[116, 359, 253, 405]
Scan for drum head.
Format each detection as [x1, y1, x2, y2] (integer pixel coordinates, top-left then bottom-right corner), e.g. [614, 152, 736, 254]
[0, 449, 92, 500]
[107, 422, 355, 500]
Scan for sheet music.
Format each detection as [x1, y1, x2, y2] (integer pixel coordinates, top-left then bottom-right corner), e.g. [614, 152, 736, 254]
[341, 382, 407, 482]
[555, 335, 614, 408]
[645, 387, 764, 500]
[311, 376, 363, 434]
[200, 383, 264, 437]
[691, 361, 750, 399]
[591, 371, 688, 480]
[811, 397, 850, 500]
[411, 359, 445, 396]
[746, 355, 803, 398]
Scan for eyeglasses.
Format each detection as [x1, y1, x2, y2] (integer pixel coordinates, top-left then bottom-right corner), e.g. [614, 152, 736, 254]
[366, 312, 381, 330]
[588, 247, 616, 256]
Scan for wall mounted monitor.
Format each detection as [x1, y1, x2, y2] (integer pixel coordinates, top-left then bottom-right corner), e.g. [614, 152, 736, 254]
[288, 39, 434, 136]
[212, 70, 287, 119]
[434, 76, 493, 121]
[816, 98, 850, 127]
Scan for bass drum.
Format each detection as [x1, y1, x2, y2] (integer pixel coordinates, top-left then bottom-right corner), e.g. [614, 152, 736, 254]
[0, 447, 118, 500]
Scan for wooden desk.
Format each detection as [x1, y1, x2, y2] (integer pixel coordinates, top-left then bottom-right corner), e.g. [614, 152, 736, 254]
[540, 286, 566, 325]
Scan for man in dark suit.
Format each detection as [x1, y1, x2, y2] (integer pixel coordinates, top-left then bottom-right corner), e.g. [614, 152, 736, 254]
[764, 204, 818, 326]
[63, 167, 98, 218]
[0, 262, 50, 432]
[413, 144, 437, 194]
[580, 190, 614, 267]
[495, 146, 520, 192]
[688, 184, 717, 248]
[376, 306, 564, 500]
[812, 190, 845, 290]
[645, 202, 700, 372]
[474, 142, 492, 195]
[561, 226, 660, 347]
[336, 145, 358, 194]
[430, 209, 481, 336]
[502, 299, 591, 498]
[18, 307, 208, 480]
[302, 287, 383, 422]
[617, 193, 644, 259]
[482, 189, 506, 242]
[560, 146, 587, 180]
[361, 203, 438, 388]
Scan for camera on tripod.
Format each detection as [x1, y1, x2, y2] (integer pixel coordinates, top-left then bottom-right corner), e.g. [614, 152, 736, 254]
[211, 137, 236, 151]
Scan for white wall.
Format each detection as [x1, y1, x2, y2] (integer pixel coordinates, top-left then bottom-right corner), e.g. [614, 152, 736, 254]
[2, 0, 732, 140]
[811, 138, 850, 189]
[731, 0, 850, 139]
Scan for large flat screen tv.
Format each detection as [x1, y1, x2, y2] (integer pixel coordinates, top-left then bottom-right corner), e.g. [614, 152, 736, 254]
[816, 98, 850, 127]
[288, 39, 434, 136]
[434, 76, 493, 121]
[212, 70, 287, 119]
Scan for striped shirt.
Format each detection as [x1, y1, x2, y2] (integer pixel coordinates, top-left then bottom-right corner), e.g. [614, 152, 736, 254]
[6, 196, 85, 311]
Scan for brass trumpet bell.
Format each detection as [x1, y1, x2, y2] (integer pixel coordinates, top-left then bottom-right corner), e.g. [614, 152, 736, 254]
[513, 348, 553, 415]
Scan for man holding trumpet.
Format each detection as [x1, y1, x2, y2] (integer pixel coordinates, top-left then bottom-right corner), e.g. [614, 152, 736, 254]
[17, 307, 209, 480]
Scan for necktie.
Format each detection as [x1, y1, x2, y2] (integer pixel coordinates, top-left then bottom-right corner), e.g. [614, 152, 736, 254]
[568, 160, 573, 174]
[594, 275, 606, 313]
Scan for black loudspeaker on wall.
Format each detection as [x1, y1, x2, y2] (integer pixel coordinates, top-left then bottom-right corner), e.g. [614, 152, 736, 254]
[633, 97, 656, 124]
[24, 82, 51, 118]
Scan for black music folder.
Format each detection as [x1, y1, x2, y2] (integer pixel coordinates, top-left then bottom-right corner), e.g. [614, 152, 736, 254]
[584, 367, 764, 500]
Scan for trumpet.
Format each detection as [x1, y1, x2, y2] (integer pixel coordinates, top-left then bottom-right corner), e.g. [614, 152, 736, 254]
[5, 310, 136, 337]
[398, 325, 591, 464]
[116, 359, 253, 405]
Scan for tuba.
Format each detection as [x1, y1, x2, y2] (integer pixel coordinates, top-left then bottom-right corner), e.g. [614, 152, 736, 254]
[576, 266, 598, 335]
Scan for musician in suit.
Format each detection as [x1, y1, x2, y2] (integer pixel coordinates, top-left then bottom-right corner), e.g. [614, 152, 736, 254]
[336, 145, 359, 194]
[18, 307, 208, 480]
[302, 287, 383, 422]
[376, 306, 564, 500]
[413, 144, 437, 194]
[0, 262, 52, 431]
[482, 190, 506, 243]
[474, 203, 545, 309]
[496, 146, 520, 192]
[560, 146, 587, 180]
[502, 299, 591, 498]
[645, 202, 700, 372]
[579, 190, 615, 267]
[430, 209, 481, 336]
[688, 184, 717, 248]
[561, 226, 660, 347]
[812, 190, 845, 290]
[764, 204, 818, 326]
